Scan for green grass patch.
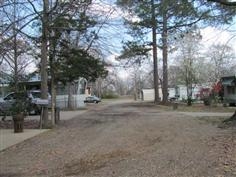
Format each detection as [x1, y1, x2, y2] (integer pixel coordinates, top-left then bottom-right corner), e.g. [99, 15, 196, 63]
[172, 103, 235, 113]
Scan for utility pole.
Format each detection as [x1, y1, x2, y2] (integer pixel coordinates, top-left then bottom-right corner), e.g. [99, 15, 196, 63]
[151, 0, 159, 104]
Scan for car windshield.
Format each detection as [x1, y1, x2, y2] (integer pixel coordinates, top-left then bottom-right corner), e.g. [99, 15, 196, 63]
[31, 92, 41, 99]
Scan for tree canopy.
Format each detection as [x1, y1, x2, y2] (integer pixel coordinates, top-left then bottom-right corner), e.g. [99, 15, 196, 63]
[56, 42, 108, 84]
[116, 0, 236, 103]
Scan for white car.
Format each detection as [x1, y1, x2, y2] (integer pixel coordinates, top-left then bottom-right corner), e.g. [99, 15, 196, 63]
[0, 90, 51, 116]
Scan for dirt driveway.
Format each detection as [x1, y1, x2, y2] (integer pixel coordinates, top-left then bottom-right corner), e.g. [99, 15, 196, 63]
[0, 101, 236, 177]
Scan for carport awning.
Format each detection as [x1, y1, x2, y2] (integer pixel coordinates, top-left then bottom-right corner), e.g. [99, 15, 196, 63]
[221, 78, 235, 86]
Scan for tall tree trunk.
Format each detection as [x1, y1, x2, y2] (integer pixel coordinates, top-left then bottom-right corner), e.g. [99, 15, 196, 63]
[49, 40, 54, 125]
[68, 82, 74, 109]
[162, 12, 168, 104]
[13, 0, 18, 92]
[49, 42, 55, 126]
[97, 78, 102, 98]
[41, 0, 49, 128]
[186, 59, 192, 106]
[134, 73, 137, 101]
[187, 85, 192, 106]
[151, 0, 159, 104]
[50, 68, 56, 126]
[48, 0, 57, 126]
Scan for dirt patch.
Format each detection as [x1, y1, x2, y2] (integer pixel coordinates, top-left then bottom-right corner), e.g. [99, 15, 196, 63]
[122, 102, 157, 108]
[64, 150, 131, 176]
[219, 111, 236, 129]
[0, 173, 24, 177]
[209, 133, 236, 176]
[143, 136, 162, 147]
[197, 116, 228, 126]
[219, 120, 236, 129]
[1, 100, 236, 177]
[97, 111, 139, 117]
[0, 119, 40, 129]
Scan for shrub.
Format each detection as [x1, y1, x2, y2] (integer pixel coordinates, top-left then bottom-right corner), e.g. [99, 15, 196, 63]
[102, 93, 119, 99]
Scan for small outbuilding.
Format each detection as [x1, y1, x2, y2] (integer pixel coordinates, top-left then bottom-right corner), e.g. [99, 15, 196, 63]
[140, 88, 162, 101]
[221, 75, 236, 105]
[141, 89, 154, 101]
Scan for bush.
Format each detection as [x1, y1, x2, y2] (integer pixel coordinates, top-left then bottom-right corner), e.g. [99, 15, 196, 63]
[203, 98, 212, 106]
[187, 97, 192, 106]
[10, 91, 31, 116]
[102, 93, 119, 99]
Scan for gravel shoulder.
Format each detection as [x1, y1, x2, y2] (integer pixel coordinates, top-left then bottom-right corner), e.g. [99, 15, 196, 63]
[0, 101, 236, 177]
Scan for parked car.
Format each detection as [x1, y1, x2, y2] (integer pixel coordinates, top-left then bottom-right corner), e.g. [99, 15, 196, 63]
[84, 95, 101, 104]
[168, 97, 178, 102]
[0, 90, 51, 116]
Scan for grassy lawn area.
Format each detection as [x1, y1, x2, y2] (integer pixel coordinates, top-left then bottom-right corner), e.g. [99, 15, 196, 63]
[129, 101, 236, 113]
[171, 103, 236, 112]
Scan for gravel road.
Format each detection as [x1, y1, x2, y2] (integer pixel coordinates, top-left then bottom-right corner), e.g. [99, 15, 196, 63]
[0, 101, 236, 177]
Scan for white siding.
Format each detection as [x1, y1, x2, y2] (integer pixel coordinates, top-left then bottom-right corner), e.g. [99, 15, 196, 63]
[56, 94, 87, 108]
[141, 88, 162, 101]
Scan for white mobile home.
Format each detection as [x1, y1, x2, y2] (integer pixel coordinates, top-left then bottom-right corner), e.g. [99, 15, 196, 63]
[172, 85, 203, 101]
[141, 85, 204, 102]
[22, 74, 88, 108]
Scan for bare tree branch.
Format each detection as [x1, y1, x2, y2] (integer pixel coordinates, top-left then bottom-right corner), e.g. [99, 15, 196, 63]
[26, 0, 42, 19]
[86, 8, 115, 52]
[208, 0, 236, 6]
[0, 15, 39, 46]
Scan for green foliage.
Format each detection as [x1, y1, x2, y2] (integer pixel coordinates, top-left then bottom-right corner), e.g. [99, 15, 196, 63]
[203, 0, 236, 24]
[102, 92, 119, 99]
[55, 42, 108, 84]
[51, 10, 97, 35]
[117, 1, 203, 31]
[117, 0, 236, 48]
[10, 91, 31, 116]
[46, 0, 105, 86]
[187, 97, 192, 106]
[117, 41, 151, 66]
[203, 97, 212, 106]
